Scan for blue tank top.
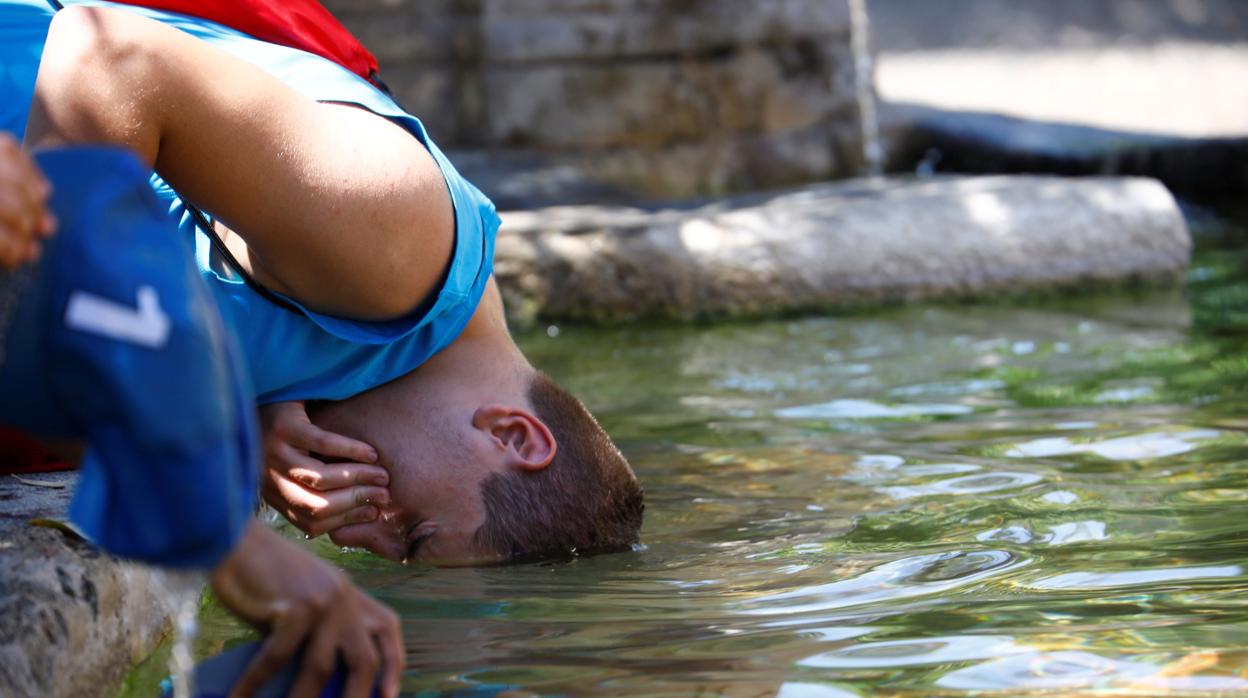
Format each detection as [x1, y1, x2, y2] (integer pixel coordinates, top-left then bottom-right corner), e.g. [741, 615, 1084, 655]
[4, 0, 500, 405]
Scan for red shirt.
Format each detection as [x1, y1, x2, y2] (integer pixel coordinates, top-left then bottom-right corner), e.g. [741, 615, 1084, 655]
[118, 0, 379, 81]
[0, 426, 73, 474]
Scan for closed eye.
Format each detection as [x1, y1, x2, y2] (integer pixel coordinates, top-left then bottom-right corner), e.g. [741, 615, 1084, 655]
[407, 531, 433, 561]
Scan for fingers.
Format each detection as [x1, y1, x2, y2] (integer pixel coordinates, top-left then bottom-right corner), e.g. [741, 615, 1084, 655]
[282, 417, 377, 464]
[286, 628, 343, 698]
[336, 629, 382, 698]
[282, 599, 400, 698]
[265, 470, 389, 537]
[211, 526, 404, 698]
[230, 603, 314, 698]
[260, 400, 389, 537]
[278, 447, 389, 490]
[339, 597, 401, 698]
[0, 134, 55, 270]
[376, 602, 404, 698]
[0, 187, 38, 241]
[0, 190, 45, 269]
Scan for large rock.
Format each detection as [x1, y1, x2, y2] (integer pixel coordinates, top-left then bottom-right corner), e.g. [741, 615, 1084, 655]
[324, 0, 868, 198]
[0, 475, 177, 698]
[494, 175, 1190, 321]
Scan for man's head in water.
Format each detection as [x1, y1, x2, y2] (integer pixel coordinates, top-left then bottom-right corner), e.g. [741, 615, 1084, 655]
[309, 293, 644, 565]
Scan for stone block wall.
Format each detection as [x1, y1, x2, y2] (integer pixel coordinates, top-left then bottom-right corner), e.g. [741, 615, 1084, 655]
[322, 0, 868, 200]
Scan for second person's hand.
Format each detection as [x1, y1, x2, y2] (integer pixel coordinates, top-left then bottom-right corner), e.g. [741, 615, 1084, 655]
[0, 133, 56, 269]
[211, 520, 403, 698]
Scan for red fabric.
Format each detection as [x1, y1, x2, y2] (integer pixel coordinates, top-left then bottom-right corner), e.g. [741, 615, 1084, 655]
[118, 0, 380, 81]
[0, 426, 75, 474]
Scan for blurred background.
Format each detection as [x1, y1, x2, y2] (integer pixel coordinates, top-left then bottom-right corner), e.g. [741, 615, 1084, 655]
[874, 0, 1248, 139]
[319, 0, 1248, 207]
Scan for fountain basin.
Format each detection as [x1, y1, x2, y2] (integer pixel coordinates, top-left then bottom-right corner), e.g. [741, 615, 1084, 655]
[495, 174, 1190, 322]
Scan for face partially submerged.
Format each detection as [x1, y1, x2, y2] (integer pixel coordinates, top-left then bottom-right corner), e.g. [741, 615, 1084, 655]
[326, 422, 500, 567]
[310, 387, 557, 567]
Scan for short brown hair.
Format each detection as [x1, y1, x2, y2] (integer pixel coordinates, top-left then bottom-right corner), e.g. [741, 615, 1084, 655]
[474, 372, 644, 561]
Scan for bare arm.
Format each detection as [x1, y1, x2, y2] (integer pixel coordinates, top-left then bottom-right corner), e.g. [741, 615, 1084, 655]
[25, 6, 453, 320]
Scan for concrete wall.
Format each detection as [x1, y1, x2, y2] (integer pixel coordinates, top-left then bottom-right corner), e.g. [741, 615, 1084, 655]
[323, 0, 868, 200]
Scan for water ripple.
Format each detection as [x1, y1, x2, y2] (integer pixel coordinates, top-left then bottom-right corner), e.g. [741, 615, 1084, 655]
[800, 634, 1027, 668]
[883, 472, 1044, 499]
[777, 399, 973, 420]
[736, 550, 1026, 616]
[1031, 564, 1244, 590]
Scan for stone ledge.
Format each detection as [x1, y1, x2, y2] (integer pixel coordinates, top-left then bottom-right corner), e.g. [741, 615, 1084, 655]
[0, 474, 175, 698]
[494, 175, 1191, 321]
[450, 118, 861, 205]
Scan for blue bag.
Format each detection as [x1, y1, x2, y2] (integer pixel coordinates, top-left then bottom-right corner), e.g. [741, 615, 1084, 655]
[0, 147, 258, 568]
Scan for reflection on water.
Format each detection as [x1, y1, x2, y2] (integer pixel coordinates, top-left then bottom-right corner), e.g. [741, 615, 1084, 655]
[1005, 429, 1221, 460]
[1031, 564, 1244, 590]
[800, 635, 1027, 668]
[939, 650, 1248, 692]
[172, 250, 1248, 696]
[776, 399, 973, 420]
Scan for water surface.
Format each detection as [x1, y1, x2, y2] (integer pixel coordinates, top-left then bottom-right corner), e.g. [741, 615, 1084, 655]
[141, 244, 1248, 697]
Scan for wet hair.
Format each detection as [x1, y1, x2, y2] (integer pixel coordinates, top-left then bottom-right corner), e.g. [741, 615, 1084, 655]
[474, 372, 644, 562]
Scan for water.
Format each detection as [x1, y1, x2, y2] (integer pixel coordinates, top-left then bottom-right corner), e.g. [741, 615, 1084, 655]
[150, 569, 205, 698]
[138, 238, 1248, 695]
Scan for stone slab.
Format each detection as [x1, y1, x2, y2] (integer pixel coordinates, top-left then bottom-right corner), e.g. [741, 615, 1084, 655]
[494, 175, 1191, 321]
[479, 41, 854, 149]
[326, 0, 869, 192]
[451, 117, 860, 204]
[479, 0, 851, 62]
[337, 0, 851, 64]
[340, 11, 471, 64]
[0, 473, 177, 697]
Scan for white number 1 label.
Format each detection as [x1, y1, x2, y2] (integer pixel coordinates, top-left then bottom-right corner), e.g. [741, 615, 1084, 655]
[64, 286, 171, 349]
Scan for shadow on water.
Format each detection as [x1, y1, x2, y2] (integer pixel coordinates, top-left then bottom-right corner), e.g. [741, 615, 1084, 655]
[126, 214, 1248, 696]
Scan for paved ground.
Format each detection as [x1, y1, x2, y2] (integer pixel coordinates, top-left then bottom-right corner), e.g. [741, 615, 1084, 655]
[868, 0, 1248, 139]
[0, 472, 74, 521]
[876, 44, 1248, 138]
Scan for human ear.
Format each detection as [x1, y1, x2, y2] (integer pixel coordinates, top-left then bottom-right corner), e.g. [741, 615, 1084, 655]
[472, 404, 556, 471]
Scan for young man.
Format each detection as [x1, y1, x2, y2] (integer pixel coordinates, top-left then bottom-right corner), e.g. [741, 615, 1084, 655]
[11, 0, 643, 565]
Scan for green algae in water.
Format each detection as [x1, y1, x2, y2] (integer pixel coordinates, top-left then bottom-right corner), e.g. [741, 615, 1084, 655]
[126, 250, 1248, 696]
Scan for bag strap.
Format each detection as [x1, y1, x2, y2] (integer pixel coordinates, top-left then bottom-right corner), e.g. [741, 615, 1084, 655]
[183, 203, 302, 314]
